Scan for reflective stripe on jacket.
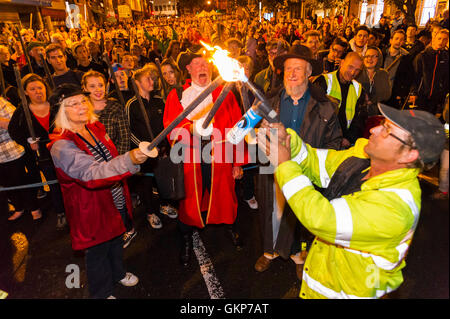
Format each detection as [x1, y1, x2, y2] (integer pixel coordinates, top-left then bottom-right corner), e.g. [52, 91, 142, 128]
[274, 129, 421, 298]
[324, 70, 362, 128]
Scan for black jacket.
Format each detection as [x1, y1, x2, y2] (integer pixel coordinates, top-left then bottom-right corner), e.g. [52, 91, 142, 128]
[7, 103, 56, 162]
[256, 83, 343, 259]
[413, 46, 449, 114]
[313, 74, 368, 144]
[124, 91, 167, 150]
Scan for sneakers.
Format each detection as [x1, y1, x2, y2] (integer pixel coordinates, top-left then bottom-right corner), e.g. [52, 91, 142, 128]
[147, 213, 162, 229]
[431, 191, 449, 200]
[56, 213, 67, 230]
[245, 196, 259, 210]
[123, 230, 137, 248]
[31, 210, 42, 220]
[160, 205, 178, 219]
[8, 211, 24, 221]
[37, 189, 47, 199]
[131, 194, 141, 209]
[119, 272, 139, 287]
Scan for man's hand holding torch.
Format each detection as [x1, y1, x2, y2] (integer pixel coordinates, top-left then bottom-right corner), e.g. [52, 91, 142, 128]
[257, 120, 291, 168]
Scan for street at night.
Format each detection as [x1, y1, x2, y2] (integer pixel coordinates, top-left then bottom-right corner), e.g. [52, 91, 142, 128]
[0, 172, 448, 300]
[0, 0, 449, 303]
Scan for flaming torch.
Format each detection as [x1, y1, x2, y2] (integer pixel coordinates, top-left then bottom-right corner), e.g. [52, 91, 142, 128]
[139, 42, 278, 156]
[199, 41, 279, 145]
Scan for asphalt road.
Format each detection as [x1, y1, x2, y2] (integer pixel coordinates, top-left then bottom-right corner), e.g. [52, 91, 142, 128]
[0, 173, 448, 301]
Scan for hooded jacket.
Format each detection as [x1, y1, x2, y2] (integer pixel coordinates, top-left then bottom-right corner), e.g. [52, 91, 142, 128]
[47, 121, 139, 250]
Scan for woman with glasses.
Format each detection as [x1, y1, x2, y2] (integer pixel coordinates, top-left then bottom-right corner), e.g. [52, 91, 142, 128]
[356, 47, 392, 138]
[320, 36, 348, 74]
[47, 84, 147, 299]
[8, 74, 66, 227]
[356, 46, 391, 116]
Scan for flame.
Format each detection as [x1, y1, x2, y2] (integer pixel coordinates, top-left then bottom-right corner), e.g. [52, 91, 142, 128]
[200, 41, 246, 82]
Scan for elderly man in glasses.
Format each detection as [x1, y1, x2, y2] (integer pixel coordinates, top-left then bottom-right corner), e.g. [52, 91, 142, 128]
[257, 103, 446, 299]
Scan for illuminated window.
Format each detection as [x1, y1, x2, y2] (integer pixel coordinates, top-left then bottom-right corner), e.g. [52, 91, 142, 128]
[360, 0, 368, 25]
[374, 0, 385, 25]
[420, 0, 438, 26]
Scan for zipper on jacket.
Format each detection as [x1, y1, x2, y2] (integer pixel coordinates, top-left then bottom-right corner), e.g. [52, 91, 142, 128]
[429, 51, 439, 98]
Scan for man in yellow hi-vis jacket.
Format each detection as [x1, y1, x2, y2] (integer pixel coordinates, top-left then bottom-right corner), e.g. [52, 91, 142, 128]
[257, 103, 445, 299]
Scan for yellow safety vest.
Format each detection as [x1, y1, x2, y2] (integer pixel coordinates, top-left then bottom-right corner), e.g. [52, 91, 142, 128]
[324, 71, 362, 128]
[275, 129, 421, 299]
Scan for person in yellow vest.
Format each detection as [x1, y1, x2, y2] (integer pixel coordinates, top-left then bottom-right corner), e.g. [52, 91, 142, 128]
[257, 103, 446, 299]
[313, 52, 368, 149]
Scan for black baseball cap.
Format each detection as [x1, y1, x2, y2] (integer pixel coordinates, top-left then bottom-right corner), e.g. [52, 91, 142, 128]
[378, 103, 446, 164]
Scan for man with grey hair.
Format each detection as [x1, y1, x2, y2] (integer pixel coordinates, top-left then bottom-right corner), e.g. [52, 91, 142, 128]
[0, 45, 15, 88]
[254, 44, 342, 280]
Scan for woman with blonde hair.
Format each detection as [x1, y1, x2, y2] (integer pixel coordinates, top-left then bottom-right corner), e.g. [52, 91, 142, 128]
[125, 66, 178, 230]
[48, 83, 147, 299]
[81, 70, 131, 155]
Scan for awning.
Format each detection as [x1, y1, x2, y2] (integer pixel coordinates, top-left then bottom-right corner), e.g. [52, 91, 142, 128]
[0, 11, 20, 23]
[0, 0, 52, 6]
[41, 8, 66, 20]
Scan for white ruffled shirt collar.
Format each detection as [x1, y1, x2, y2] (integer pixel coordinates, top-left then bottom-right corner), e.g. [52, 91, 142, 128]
[180, 81, 214, 121]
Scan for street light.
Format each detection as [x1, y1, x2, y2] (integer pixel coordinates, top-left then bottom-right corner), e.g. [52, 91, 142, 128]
[207, 1, 211, 5]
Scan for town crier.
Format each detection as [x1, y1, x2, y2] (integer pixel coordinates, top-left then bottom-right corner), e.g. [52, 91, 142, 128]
[163, 45, 248, 267]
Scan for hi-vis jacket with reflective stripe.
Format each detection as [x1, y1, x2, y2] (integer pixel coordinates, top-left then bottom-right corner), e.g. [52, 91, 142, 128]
[274, 129, 421, 299]
[324, 70, 362, 128]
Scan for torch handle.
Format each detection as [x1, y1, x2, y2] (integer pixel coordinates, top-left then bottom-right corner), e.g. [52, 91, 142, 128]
[202, 82, 234, 129]
[39, 53, 55, 90]
[130, 77, 155, 140]
[146, 76, 224, 151]
[103, 53, 126, 107]
[13, 64, 39, 157]
[14, 25, 33, 74]
[243, 80, 279, 123]
[239, 82, 250, 113]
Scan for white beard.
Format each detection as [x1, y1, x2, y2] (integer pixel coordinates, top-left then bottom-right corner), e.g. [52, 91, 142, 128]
[180, 82, 214, 121]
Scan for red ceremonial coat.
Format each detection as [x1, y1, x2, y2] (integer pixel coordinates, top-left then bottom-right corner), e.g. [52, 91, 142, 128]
[163, 80, 248, 228]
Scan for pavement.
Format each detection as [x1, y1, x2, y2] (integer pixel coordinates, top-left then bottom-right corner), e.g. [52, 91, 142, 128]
[0, 170, 448, 301]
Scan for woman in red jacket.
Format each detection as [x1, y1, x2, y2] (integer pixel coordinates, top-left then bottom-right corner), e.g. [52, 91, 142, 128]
[47, 84, 148, 299]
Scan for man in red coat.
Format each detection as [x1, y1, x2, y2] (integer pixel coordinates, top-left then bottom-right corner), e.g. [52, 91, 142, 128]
[163, 45, 246, 267]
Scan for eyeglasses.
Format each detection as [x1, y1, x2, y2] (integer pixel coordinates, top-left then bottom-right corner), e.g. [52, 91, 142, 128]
[379, 119, 415, 148]
[66, 98, 89, 109]
[331, 46, 344, 55]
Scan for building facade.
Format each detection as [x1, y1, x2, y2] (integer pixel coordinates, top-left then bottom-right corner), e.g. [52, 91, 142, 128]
[348, 0, 449, 27]
[151, 0, 177, 16]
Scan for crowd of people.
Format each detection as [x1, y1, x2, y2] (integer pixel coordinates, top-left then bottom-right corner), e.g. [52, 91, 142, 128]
[0, 8, 449, 299]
